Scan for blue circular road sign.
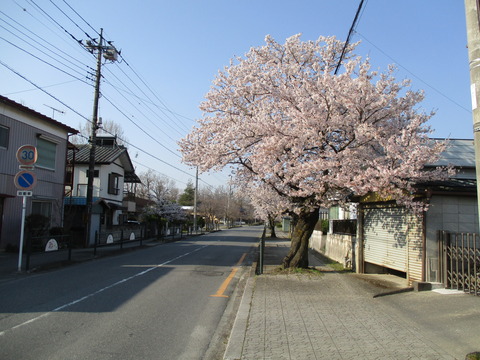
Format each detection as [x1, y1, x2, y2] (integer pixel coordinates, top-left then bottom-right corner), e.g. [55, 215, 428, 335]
[14, 171, 37, 190]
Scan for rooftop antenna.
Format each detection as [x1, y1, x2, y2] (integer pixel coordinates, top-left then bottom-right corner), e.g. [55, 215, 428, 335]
[44, 104, 65, 119]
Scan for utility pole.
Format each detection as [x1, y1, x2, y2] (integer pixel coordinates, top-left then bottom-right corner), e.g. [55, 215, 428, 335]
[84, 29, 119, 246]
[465, 0, 480, 230]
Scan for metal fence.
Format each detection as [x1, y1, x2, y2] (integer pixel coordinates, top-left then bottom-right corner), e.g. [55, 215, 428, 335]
[23, 226, 191, 272]
[439, 231, 480, 295]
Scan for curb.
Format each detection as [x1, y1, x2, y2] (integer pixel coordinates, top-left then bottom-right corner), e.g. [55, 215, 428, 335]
[223, 262, 257, 360]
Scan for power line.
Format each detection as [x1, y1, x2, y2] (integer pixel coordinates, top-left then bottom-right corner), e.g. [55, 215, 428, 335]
[0, 59, 90, 121]
[1, 2, 220, 189]
[132, 159, 189, 186]
[26, 0, 89, 45]
[0, 10, 90, 71]
[355, 30, 470, 113]
[0, 60, 196, 181]
[0, 33, 89, 82]
[334, 0, 366, 75]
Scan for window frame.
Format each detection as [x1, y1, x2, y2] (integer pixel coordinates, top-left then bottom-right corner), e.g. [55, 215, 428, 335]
[0, 125, 9, 150]
[36, 137, 57, 170]
[108, 172, 121, 195]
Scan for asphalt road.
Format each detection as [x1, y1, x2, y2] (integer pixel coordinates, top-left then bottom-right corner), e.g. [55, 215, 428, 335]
[0, 226, 262, 360]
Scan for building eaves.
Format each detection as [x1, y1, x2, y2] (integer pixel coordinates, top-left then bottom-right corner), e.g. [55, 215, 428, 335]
[0, 95, 78, 134]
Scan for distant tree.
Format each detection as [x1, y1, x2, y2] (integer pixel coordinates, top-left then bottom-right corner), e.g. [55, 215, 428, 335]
[138, 170, 179, 203]
[180, 34, 449, 269]
[178, 180, 195, 206]
[70, 119, 128, 146]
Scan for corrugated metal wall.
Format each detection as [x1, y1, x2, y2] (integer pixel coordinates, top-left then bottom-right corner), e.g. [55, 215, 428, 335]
[0, 111, 69, 248]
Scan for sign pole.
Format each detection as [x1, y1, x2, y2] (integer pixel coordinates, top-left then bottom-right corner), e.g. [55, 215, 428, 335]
[17, 195, 27, 272]
[14, 144, 37, 272]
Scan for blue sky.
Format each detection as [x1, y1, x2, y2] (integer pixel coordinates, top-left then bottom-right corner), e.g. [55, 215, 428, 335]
[0, 1, 472, 189]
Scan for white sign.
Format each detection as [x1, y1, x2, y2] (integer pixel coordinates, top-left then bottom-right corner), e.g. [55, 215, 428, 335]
[45, 239, 59, 252]
[17, 190, 33, 197]
[16, 145, 38, 166]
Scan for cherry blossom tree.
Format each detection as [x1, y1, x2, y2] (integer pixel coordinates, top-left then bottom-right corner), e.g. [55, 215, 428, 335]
[242, 181, 288, 238]
[179, 34, 448, 268]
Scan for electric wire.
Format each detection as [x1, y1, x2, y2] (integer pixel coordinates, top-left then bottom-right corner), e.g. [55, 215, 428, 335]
[0, 61, 199, 181]
[116, 52, 194, 131]
[132, 159, 189, 186]
[0, 30, 90, 81]
[108, 63, 187, 137]
[61, 0, 98, 35]
[27, 0, 94, 44]
[335, 0, 366, 75]
[2, 1, 218, 189]
[101, 68, 184, 144]
[0, 10, 90, 71]
[0, 36, 90, 84]
[355, 30, 470, 113]
[13, 0, 95, 64]
[100, 93, 181, 158]
[2, 79, 79, 95]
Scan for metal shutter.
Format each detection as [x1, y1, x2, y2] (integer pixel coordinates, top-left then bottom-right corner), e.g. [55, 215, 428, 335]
[364, 206, 408, 272]
[364, 205, 423, 281]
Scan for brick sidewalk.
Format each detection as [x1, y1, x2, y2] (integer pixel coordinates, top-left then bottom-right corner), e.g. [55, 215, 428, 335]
[225, 239, 480, 360]
[240, 274, 450, 360]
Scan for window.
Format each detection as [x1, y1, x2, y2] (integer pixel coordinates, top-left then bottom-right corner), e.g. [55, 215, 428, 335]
[36, 137, 56, 169]
[108, 173, 121, 195]
[32, 201, 52, 219]
[0, 125, 9, 149]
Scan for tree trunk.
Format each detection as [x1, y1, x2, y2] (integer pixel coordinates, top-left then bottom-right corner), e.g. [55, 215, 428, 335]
[282, 208, 319, 268]
[268, 214, 277, 238]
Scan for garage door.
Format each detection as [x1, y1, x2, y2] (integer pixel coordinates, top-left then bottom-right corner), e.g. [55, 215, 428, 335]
[363, 205, 423, 281]
[364, 206, 408, 271]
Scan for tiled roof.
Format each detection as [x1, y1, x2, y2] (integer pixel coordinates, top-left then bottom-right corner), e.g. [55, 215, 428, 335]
[68, 144, 126, 164]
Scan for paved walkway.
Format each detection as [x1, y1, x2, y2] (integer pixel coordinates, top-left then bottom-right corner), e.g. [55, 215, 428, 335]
[225, 238, 480, 360]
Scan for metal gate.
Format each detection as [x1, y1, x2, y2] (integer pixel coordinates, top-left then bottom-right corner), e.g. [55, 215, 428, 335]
[439, 231, 480, 295]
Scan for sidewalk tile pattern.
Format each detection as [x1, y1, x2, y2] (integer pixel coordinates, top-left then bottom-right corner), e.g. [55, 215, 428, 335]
[240, 274, 451, 360]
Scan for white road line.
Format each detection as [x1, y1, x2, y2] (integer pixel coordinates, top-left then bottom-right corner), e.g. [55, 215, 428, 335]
[0, 244, 208, 336]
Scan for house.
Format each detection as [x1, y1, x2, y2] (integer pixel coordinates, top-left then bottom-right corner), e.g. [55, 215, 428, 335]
[310, 139, 477, 286]
[64, 136, 141, 246]
[0, 95, 78, 250]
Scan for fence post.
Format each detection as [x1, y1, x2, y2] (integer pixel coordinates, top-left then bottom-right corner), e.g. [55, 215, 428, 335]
[258, 226, 266, 275]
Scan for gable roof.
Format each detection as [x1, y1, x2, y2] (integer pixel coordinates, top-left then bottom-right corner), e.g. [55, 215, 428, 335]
[68, 143, 141, 184]
[68, 143, 127, 164]
[0, 95, 78, 134]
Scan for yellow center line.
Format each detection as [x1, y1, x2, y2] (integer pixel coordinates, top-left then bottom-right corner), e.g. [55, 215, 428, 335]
[210, 252, 247, 298]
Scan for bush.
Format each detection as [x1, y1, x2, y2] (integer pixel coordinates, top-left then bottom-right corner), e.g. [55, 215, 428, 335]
[5, 243, 19, 253]
[25, 214, 50, 237]
[321, 219, 329, 233]
[49, 227, 65, 235]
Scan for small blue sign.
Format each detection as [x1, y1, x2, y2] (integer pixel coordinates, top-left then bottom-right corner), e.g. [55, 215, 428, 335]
[14, 171, 37, 190]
